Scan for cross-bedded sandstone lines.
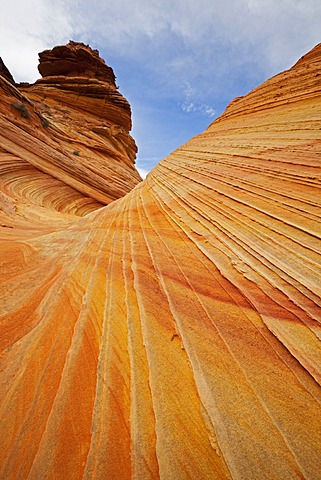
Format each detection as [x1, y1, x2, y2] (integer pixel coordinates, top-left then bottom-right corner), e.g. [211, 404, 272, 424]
[0, 42, 321, 479]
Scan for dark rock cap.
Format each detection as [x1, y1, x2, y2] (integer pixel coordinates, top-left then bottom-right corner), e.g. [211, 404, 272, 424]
[38, 40, 116, 84]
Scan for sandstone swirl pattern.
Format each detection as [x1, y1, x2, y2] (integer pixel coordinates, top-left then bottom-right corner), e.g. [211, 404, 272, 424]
[0, 43, 321, 479]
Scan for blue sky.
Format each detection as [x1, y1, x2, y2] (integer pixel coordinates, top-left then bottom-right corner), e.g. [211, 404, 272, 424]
[0, 0, 320, 177]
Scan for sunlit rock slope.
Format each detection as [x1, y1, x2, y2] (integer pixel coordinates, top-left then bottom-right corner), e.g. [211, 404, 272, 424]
[0, 43, 321, 480]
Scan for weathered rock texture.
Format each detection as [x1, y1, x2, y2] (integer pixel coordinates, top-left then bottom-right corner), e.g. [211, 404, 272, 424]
[0, 43, 321, 479]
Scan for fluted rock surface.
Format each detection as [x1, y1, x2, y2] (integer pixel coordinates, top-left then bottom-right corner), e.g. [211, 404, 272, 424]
[0, 44, 321, 480]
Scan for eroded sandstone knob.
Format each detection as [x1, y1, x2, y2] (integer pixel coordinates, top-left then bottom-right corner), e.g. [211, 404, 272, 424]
[38, 40, 116, 83]
[0, 40, 140, 207]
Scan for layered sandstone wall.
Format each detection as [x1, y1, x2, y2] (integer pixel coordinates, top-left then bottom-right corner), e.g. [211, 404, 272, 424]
[0, 43, 320, 479]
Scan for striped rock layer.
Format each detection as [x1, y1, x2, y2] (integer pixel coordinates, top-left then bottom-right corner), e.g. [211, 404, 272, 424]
[0, 43, 321, 479]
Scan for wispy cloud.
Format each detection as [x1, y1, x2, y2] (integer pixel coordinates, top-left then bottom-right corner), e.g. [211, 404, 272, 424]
[0, 0, 74, 81]
[181, 82, 215, 117]
[181, 102, 215, 117]
[1, 0, 320, 91]
[74, 0, 321, 81]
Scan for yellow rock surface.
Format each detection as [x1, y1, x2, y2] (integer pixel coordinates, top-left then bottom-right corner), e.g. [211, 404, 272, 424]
[0, 43, 321, 479]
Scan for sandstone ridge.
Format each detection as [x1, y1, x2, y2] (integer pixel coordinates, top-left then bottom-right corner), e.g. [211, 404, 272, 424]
[0, 43, 321, 479]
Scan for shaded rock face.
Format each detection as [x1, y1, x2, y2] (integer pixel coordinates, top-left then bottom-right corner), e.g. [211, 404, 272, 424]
[0, 43, 321, 480]
[0, 57, 15, 85]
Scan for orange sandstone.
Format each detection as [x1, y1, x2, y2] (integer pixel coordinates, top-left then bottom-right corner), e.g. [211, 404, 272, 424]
[0, 43, 321, 479]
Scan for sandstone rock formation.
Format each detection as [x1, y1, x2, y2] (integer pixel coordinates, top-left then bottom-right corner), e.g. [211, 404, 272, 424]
[0, 41, 141, 217]
[0, 43, 321, 479]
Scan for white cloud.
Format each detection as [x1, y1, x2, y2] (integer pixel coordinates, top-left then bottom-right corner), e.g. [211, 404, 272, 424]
[74, 0, 321, 67]
[61, 0, 321, 116]
[1, 0, 320, 87]
[182, 102, 195, 113]
[184, 82, 196, 99]
[181, 82, 215, 117]
[182, 102, 215, 117]
[202, 106, 216, 117]
[0, 0, 73, 82]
